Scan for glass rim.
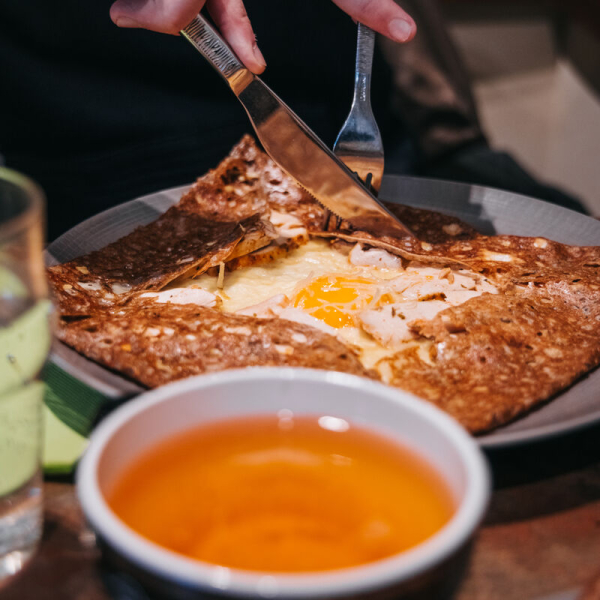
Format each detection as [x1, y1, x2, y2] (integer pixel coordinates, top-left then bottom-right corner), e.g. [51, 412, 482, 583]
[0, 167, 45, 243]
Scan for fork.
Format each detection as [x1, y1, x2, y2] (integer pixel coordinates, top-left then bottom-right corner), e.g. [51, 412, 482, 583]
[333, 23, 384, 194]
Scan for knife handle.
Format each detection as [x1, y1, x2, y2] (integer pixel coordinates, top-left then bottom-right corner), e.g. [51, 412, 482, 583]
[181, 14, 253, 93]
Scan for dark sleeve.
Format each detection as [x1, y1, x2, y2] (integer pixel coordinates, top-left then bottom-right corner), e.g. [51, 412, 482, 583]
[378, 0, 487, 162]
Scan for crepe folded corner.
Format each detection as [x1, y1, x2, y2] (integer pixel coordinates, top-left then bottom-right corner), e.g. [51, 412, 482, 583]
[389, 281, 600, 432]
[47, 136, 600, 434]
[58, 298, 374, 388]
[47, 200, 273, 317]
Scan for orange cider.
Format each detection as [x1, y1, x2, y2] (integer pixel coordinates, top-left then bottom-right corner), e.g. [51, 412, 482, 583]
[107, 414, 454, 572]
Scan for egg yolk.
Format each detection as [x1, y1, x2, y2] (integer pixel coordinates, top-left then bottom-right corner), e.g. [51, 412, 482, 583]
[292, 276, 377, 329]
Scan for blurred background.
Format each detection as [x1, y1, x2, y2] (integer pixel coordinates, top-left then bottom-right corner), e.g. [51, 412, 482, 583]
[439, 0, 600, 215]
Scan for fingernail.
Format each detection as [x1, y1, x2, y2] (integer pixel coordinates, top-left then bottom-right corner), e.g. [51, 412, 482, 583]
[389, 18, 414, 42]
[114, 16, 141, 28]
[253, 43, 266, 70]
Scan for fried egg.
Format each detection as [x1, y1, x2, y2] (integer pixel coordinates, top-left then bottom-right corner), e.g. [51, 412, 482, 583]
[173, 239, 497, 372]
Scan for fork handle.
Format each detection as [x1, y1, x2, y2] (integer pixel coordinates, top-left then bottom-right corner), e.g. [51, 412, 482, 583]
[354, 23, 376, 105]
[181, 14, 253, 94]
[356, 23, 376, 77]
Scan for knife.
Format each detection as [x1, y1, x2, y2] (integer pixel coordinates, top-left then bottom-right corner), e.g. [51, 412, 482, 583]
[181, 14, 413, 239]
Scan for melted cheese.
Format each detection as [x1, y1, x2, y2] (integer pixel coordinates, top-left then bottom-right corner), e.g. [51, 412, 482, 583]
[269, 210, 308, 239]
[349, 244, 403, 270]
[176, 239, 498, 375]
[187, 240, 402, 313]
[360, 301, 449, 349]
[141, 287, 217, 307]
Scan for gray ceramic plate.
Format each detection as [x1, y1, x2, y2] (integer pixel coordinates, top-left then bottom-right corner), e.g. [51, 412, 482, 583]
[46, 176, 600, 449]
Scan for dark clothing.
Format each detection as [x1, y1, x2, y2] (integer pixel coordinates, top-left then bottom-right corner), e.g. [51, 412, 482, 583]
[1, 1, 406, 239]
[0, 1, 586, 241]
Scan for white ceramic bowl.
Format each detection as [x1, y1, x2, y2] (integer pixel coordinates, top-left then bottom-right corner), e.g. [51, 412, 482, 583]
[77, 368, 490, 599]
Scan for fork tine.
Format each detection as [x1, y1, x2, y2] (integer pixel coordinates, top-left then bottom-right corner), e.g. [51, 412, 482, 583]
[333, 23, 384, 194]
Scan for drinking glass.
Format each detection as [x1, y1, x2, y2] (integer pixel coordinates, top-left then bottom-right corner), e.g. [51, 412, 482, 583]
[0, 167, 50, 581]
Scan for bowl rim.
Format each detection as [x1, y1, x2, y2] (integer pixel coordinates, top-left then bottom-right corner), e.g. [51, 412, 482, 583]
[77, 367, 490, 598]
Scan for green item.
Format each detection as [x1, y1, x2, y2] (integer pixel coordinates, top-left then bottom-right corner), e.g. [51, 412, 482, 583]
[0, 381, 45, 495]
[0, 300, 51, 493]
[43, 361, 111, 438]
[42, 361, 113, 474]
[0, 266, 27, 299]
[0, 299, 51, 395]
[43, 404, 88, 474]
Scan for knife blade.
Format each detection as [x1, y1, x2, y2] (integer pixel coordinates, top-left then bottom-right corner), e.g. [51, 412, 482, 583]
[181, 14, 413, 239]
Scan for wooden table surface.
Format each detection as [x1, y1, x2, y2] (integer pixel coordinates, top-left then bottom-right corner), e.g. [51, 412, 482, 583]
[3, 423, 600, 600]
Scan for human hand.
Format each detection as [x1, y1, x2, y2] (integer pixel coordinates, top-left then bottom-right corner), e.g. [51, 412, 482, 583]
[110, 0, 416, 75]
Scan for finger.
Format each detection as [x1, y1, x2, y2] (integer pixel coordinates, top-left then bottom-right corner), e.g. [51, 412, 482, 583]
[331, 0, 416, 43]
[110, 0, 206, 35]
[206, 0, 266, 74]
